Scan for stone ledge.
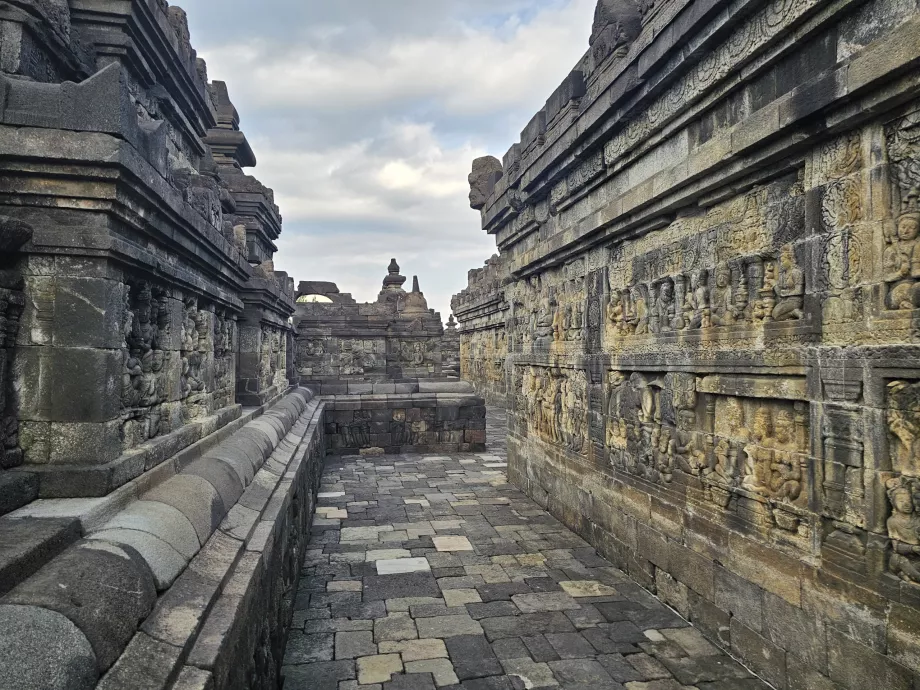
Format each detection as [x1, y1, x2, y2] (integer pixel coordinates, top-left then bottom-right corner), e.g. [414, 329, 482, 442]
[0, 388, 324, 688]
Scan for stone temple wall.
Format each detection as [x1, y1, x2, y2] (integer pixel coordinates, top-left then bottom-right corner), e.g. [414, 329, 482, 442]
[453, 0, 920, 687]
[0, 2, 314, 688]
[451, 255, 511, 405]
[295, 261, 446, 383]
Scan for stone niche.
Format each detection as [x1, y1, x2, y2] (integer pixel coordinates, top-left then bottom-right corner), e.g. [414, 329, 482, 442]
[0, 2, 308, 689]
[454, 0, 920, 687]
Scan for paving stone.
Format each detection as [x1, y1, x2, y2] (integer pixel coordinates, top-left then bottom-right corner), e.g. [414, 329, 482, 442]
[405, 658, 460, 686]
[386, 597, 443, 613]
[374, 616, 419, 642]
[367, 550, 413, 562]
[476, 582, 532, 602]
[284, 431, 766, 690]
[544, 633, 597, 659]
[443, 589, 482, 607]
[416, 615, 485, 639]
[466, 601, 520, 620]
[445, 635, 503, 680]
[597, 654, 645, 683]
[282, 659, 355, 690]
[357, 654, 403, 685]
[364, 573, 441, 601]
[336, 631, 378, 660]
[491, 637, 531, 660]
[433, 536, 474, 552]
[500, 658, 558, 689]
[559, 581, 619, 598]
[329, 580, 364, 592]
[379, 638, 448, 662]
[459, 677, 514, 690]
[546, 659, 615, 685]
[521, 635, 561, 663]
[377, 558, 431, 575]
[285, 632, 334, 663]
[626, 653, 671, 680]
[384, 673, 436, 690]
[511, 593, 580, 613]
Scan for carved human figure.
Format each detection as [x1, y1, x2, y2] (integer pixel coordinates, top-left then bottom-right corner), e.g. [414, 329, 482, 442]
[607, 289, 626, 336]
[709, 266, 738, 326]
[653, 280, 678, 333]
[674, 410, 706, 475]
[885, 213, 920, 309]
[768, 410, 802, 501]
[742, 407, 772, 495]
[629, 285, 649, 335]
[772, 246, 805, 321]
[571, 301, 584, 341]
[683, 270, 709, 329]
[710, 437, 738, 486]
[887, 477, 920, 583]
[654, 425, 674, 483]
[535, 297, 554, 345]
[552, 299, 566, 343]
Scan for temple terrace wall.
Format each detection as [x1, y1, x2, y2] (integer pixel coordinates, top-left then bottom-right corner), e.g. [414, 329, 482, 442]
[453, 1, 920, 688]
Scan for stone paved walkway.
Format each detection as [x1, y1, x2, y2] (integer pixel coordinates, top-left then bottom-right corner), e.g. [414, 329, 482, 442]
[283, 410, 770, 690]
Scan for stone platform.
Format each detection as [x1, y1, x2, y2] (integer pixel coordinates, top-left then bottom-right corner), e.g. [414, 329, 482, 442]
[283, 411, 767, 690]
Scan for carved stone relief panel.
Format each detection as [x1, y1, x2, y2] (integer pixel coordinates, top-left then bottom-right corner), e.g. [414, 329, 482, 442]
[519, 365, 588, 456]
[885, 109, 920, 312]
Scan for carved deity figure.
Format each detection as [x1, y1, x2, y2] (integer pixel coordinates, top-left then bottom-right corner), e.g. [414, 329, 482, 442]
[683, 270, 709, 329]
[772, 246, 805, 321]
[607, 289, 626, 336]
[768, 410, 802, 501]
[742, 407, 772, 495]
[674, 410, 706, 476]
[652, 280, 679, 333]
[552, 299, 566, 343]
[535, 297, 554, 345]
[885, 213, 920, 309]
[887, 381, 920, 477]
[887, 477, 920, 583]
[629, 285, 649, 335]
[710, 437, 738, 486]
[709, 266, 738, 326]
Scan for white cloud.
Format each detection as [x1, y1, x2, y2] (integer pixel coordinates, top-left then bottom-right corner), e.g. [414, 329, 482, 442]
[193, 0, 596, 318]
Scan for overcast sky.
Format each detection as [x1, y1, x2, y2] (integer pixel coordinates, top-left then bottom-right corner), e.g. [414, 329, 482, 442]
[187, 0, 595, 320]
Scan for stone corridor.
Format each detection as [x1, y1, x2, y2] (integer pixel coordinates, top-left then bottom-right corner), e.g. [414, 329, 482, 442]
[282, 411, 769, 690]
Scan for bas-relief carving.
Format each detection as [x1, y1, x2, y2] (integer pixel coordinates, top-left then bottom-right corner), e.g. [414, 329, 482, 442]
[122, 282, 170, 446]
[602, 370, 809, 532]
[887, 381, 920, 583]
[521, 366, 587, 456]
[0, 284, 25, 469]
[885, 110, 920, 311]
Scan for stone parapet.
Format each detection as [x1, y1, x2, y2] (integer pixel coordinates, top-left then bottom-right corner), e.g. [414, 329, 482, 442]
[305, 379, 486, 455]
[0, 387, 325, 689]
[455, 0, 920, 686]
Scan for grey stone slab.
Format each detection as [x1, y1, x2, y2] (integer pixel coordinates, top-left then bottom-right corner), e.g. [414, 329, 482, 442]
[416, 615, 485, 639]
[282, 660, 356, 690]
[89, 528, 187, 591]
[0, 516, 80, 597]
[0, 604, 98, 690]
[336, 631, 378, 660]
[285, 632, 334, 664]
[546, 659, 615, 685]
[100, 500, 200, 559]
[445, 634, 502, 680]
[364, 572, 441, 601]
[3, 541, 156, 670]
[96, 631, 181, 690]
